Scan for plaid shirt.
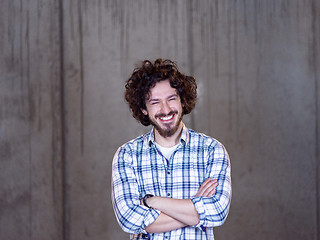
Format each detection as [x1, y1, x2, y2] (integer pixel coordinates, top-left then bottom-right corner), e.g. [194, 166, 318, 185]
[112, 125, 231, 240]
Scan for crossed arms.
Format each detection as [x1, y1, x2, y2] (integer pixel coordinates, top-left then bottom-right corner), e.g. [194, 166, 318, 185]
[143, 178, 218, 233]
[112, 142, 231, 234]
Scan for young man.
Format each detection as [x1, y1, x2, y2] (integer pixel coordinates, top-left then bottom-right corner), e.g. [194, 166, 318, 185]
[112, 59, 231, 239]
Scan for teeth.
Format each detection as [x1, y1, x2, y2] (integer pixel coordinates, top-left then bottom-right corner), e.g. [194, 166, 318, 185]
[160, 115, 173, 121]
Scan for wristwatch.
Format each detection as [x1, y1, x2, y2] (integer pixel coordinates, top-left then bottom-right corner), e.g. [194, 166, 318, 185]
[143, 194, 154, 208]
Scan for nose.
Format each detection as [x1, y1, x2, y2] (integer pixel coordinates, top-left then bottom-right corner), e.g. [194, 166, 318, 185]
[161, 101, 171, 114]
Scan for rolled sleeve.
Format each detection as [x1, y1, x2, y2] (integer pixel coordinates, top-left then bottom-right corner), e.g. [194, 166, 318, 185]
[113, 203, 160, 234]
[191, 141, 232, 229]
[191, 191, 231, 229]
[191, 196, 206, 230]
[142, 208, 161, 233]
[112, 146, 160, 234]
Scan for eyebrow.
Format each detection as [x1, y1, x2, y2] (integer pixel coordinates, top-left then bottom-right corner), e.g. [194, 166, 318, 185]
[148, 94, 178, 103]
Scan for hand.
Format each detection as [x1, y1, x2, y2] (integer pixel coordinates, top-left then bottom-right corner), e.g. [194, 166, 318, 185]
[195, 178, 218, 197]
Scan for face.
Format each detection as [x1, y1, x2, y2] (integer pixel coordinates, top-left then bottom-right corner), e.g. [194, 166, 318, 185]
[142, 80, 183, 138]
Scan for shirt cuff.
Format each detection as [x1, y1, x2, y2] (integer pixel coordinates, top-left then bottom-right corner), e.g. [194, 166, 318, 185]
[141, 207, 161, 234]
[191, 196, 206, 230]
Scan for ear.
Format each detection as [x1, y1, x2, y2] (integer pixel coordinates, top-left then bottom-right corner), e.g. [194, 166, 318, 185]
[141, 108, 148, 115]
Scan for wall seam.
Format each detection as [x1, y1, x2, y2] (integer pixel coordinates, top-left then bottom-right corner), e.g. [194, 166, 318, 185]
[78, 0, 85, 156]
[312, 0, 320, 239]
[186, 0, 195, 130]
[57, 0, 67, 239]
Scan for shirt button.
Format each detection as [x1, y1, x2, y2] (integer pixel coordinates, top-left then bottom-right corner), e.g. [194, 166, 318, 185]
[167, 171, 170, 175]
[167, 193, 171, 197]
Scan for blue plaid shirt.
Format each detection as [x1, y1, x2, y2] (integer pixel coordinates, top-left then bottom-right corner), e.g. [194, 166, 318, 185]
[112, 125, 231, 239]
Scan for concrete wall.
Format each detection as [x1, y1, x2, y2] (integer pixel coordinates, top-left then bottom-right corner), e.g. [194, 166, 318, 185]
[0, 0, 64, 239]
[1, 0, 319, 239]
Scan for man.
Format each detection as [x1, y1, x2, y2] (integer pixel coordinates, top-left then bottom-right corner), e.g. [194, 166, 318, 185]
[112, 59, 231, 239]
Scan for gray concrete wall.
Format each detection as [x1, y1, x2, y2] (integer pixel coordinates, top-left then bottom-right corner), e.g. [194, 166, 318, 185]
[0, 0, 64, 239]
[1, 0, 319, 239]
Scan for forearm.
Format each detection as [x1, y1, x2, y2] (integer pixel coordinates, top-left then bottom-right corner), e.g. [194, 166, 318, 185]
[145, 212, 187, 233]
[147, 197, 200, 226]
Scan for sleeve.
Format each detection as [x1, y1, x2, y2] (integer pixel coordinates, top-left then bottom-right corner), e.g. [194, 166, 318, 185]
[111, 146, 161, 234]
[191, 141, 232, 229]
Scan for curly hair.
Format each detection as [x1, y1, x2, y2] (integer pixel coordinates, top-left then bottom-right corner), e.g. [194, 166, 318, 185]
[125, 58, 197, 126]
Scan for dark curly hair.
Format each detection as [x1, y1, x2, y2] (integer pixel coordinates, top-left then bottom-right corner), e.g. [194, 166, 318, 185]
[125, 59, 197, 126]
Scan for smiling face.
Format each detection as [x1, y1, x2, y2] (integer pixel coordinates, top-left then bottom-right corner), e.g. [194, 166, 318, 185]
[142, 80, 183, 138]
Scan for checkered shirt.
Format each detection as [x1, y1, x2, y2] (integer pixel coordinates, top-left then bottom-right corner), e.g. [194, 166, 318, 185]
[112, 125, 231, 239]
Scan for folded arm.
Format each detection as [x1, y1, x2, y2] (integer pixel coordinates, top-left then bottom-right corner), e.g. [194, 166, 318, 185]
[145, 212, 187, 233]
[112, 147, 161, 234]
[191, 143, 232, 228]
[144, 178, 218, 233]
[146, 142, 232, 232]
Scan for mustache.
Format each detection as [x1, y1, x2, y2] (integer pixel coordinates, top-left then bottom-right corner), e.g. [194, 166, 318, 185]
[155, 110, 178, 119]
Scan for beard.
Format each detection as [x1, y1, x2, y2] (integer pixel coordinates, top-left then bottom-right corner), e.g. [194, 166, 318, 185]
[150, 110, 183, 138]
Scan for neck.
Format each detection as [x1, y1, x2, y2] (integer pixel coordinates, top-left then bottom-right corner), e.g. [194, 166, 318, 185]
[154, 122, 183, 148]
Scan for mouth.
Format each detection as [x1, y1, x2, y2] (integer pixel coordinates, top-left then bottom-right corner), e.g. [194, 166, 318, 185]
[156, 111, 177, 123]
[159, 114, 175, 122]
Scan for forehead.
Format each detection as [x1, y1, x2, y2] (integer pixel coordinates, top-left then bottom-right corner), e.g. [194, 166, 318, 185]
[147, 80, 177, 99]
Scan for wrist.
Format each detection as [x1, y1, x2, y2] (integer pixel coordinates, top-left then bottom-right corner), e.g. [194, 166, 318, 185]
[143, 194, 154, 208]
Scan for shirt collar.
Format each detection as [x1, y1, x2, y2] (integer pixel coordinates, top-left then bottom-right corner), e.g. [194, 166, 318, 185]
[147, 123, 189, 147]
